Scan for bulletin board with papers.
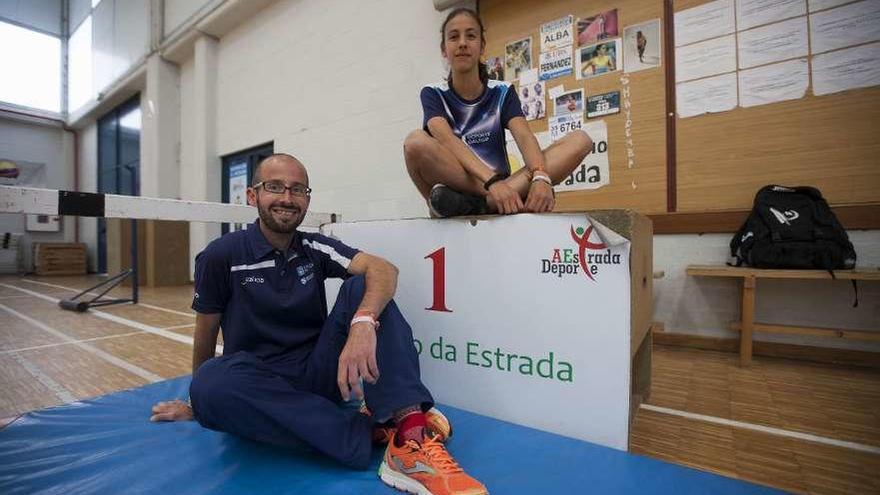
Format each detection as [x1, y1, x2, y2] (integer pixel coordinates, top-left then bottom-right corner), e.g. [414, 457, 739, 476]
[480, 0, 880, 217]
[482, 0, 669, 215]
[673, 0, 880, 211]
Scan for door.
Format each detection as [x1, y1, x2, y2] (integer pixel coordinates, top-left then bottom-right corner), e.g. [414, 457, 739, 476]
[221, 143, 274, 235]
[97, 96, 141, 273]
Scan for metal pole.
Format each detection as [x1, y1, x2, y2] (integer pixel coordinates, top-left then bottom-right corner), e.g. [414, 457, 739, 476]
[130, 218, 138, 304]
[130, 169, 139, 304]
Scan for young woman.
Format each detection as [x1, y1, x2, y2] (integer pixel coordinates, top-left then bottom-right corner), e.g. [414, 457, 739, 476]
[404, 8, 592, 217]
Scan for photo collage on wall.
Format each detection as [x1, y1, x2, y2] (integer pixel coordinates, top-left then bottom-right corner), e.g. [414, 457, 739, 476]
[486, 8, 661, 127]
[486, 7, 662, 192]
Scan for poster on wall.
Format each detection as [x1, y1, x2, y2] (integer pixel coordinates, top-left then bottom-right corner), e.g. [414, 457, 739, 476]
[576, 39, 621, 80]
[228, 161, 248, 232]
[487, 56, 505, 81]
[0, 159, 47, 187]
[736, 0, 807, 31]
[674, 0, 735, 47]
[676, 72, 739, 118]
[507, 120, 610, 192]
[505, 37, 533, 81]
[553, 88, 584, 116]
[577, 9, 619, 45]
[539, 48, 574, 80]
[0, 160, 19, 181]
[519, 81, 547, 121]
[737, 17, 808, 69]
[540, 15, 574, 52]
[809, 0, 851, 12]
[738, 58, 809, 107]
[675, 35, 737, 83]
[587, 91, 621, 118]
[811, 42, 880, 95]
[809, 0, 880, 55]
[623, 20, 662, 73]
[555, 120, 610, 192]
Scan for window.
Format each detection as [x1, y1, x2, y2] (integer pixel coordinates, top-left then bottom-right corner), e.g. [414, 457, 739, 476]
[97, 96, 141, 272]
[68, 16, 93, 112]
[0, 21, 61, 112]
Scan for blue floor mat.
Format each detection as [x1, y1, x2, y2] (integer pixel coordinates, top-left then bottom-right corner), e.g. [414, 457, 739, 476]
[0, 376, 785, 494]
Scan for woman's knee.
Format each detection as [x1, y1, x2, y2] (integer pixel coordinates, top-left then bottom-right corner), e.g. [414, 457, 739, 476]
[569, 129, 593, 154]
[403, 129, 431, 165]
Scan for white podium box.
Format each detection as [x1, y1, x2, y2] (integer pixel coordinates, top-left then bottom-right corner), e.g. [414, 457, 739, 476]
[324, 211, 652, 451]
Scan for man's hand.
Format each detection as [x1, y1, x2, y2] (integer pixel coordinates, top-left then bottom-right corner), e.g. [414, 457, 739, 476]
[524, 180, 555, 213]
[150, 400, 194, 422]
[337, 322, 380, 401]
[487, 181, 523, 214]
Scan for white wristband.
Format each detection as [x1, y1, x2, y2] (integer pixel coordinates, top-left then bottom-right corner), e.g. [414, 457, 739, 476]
[351, 315, 379, 329]
[531, 173, 552, 185]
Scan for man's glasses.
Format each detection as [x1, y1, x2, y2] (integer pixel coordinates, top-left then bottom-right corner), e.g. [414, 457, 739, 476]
[253, 181, 312, 197]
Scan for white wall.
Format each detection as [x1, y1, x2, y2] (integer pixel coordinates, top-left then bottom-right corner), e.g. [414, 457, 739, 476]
[210, 0, 458, 224]
[76, 121, 98, 272]
[163, 0, 213, 37]
[0, 116, 75, 270]
[140, 54, 180, 199]
[653, 232, 880, 351]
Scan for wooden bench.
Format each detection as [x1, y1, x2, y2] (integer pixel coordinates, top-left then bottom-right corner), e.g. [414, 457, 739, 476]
[686, 265, 880, 366]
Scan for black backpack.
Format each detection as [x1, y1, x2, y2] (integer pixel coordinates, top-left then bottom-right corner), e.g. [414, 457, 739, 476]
[730, 185, 856, 271]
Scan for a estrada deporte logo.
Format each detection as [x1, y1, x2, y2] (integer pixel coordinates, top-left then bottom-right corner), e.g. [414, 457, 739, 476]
[540, 224, 622, 281]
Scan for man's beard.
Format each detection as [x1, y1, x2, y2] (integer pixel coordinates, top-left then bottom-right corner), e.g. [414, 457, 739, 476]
[257, 202, 302, 233]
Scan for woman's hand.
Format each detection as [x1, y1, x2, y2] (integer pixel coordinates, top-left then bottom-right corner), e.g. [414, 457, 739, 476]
[525, 180, 555, 213]
[487, 181, 523, 214]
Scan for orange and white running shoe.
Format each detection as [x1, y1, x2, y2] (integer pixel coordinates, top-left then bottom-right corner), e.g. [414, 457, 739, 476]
[379, 433, 488, 495]
[362, 404, 452, 445]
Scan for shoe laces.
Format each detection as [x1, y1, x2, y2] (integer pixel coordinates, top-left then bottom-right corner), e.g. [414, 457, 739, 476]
[411, 434, 462, 474]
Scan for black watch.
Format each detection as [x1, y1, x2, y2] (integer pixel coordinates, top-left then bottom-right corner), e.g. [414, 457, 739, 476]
[483, 173, 506, 191]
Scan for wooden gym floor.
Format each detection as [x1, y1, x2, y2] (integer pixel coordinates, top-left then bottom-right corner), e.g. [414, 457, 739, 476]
[1, 274, 878, 494]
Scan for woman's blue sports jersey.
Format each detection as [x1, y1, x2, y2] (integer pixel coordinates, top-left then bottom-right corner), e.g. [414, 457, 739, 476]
[420, 80, 524, 175]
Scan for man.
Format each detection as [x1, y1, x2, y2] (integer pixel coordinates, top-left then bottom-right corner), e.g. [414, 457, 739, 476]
[150, 154, 487, 495]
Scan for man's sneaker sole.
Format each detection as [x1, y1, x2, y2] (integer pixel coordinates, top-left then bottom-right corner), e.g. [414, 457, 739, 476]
[379, 461, 487, 495]
[378, 460, 434, 495]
